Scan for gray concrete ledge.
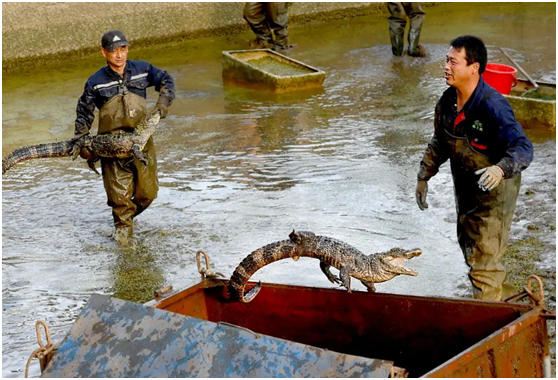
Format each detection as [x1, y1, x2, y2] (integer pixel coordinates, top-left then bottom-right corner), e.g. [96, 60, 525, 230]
[3, 2, 431, 71]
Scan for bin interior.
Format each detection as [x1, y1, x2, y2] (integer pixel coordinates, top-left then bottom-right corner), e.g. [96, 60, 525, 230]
[229, 50, 318, 75]
[159, 281, 531, 377]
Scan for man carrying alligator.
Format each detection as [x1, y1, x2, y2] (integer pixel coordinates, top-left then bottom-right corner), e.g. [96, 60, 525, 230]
[74, 30, 175, 247]
[415, 36, 533, 301]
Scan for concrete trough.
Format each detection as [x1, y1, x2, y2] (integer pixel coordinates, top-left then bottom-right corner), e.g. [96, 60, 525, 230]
[222, 49, 325, 93]
[504, 79, 556, 130]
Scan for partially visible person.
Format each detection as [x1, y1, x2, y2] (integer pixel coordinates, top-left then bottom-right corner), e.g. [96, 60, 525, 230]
[74, 30, 175, 247]
[244, 2, 290, 51]
[388, 2, 426, 57]
[416, 35, 533, 300]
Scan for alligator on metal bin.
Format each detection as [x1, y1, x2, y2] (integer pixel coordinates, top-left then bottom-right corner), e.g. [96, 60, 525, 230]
[2, 110, 161, 175]
[225, 230, 422, 303]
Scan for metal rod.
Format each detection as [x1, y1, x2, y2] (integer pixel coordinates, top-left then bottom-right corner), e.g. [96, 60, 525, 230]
[154, 285, 173, 298]
[499, 47, 539, 89]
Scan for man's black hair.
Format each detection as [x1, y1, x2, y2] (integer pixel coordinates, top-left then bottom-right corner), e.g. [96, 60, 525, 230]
[450, 35, 487, 74]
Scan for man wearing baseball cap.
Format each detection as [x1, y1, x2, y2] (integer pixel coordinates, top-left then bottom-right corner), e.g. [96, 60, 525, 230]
[74, 30, 175, 247]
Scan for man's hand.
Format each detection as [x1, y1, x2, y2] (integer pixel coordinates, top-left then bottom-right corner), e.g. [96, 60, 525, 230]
[475, 165, 504, 191]
[415, 180, 429, 210]
[71, 135, 93, 161]
[154, 102, 168, 118]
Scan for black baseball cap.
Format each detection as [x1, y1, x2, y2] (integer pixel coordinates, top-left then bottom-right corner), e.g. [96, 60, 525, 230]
[101, 30, 130, 51]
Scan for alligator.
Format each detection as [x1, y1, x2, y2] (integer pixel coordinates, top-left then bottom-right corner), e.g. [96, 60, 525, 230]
[2, 110, 161, 175]
[226, 230, 422, 303]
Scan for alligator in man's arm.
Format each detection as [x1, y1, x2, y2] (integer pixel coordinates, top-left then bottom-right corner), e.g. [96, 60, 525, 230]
[226, 230, 422, 303]
[2, 110, 161, 175]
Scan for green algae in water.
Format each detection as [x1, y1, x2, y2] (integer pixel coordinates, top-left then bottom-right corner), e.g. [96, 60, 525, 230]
[248, 57, 314, 76]
[522, 88, 556, 101]
[111, 244, 165, 304]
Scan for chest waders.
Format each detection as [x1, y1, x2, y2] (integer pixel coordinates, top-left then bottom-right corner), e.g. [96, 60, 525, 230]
[98, 91, 158, 235]
[444, 96, 520, 301]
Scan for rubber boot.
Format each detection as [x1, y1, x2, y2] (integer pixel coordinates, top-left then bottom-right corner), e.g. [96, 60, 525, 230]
[244, 2, 274, 49]
[390, 32, 405, 57]
[388, 3, 407, 57]
[249, 38, 274, 49]
[406, 3, 426, 57]
[267, 2, 290, 51]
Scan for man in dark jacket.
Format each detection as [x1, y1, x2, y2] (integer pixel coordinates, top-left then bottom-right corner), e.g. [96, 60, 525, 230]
[74, 30, 175, 247]
[415, 35, 533, 300]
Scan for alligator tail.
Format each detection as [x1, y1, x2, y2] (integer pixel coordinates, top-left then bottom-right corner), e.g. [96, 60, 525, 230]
[2, 140, 74, 175]
[226, 239, 298, 303]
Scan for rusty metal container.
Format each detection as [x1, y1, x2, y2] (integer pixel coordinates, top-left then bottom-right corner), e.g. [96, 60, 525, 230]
[222, 49, 325, 93]
[41, 277, 552, 378]
[148, 280, 552, 378]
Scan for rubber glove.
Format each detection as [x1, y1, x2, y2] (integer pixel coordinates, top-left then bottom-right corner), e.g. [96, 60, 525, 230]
[475, 165, 504, 191]
[70, 135, 93, 161]
[415, 180, 429, 210]
[154, 102, 168, 118]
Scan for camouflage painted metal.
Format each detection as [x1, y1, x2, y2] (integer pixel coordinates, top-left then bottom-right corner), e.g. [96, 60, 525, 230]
[41, 294, 393, 378]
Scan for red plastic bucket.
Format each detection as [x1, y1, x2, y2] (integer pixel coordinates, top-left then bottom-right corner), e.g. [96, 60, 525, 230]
[482, 63, 517, 95]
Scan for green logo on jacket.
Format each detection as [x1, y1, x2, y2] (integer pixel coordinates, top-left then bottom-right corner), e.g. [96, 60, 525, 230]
[472, 120, 484, 132]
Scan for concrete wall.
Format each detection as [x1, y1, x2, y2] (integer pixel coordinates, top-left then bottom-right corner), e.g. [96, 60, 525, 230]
[2, 2, 396, 70]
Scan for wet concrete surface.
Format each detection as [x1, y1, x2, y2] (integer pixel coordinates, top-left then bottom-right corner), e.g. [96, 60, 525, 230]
[2, 3, 556, 377]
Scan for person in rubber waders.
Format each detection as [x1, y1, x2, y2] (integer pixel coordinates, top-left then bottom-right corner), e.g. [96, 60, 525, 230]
[415, 35, 533, 301]
[244, 2, 291, 51]
[74, 30, 175, 247]
[387, 2, 426, 57]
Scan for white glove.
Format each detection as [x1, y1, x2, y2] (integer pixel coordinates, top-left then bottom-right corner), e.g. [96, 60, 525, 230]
[475, 165, 504, 191]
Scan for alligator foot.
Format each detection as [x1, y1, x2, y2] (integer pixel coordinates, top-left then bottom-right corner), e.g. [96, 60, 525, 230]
[320, 261, 343, 284]
[87, 159, 100, 175]
[70, 144, 81, 160]
[360, 280, 376, 293]
[132, 145, 148, 166]
[339, 265, 352, 293]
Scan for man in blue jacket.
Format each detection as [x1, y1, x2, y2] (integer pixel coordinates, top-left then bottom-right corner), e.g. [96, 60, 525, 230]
[415, 35, 533, 300]
[74, 30, 175, 247]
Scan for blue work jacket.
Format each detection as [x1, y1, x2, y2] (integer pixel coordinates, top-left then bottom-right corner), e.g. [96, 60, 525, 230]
[75, 60, 175, 138]
[418, 76, 533, 182]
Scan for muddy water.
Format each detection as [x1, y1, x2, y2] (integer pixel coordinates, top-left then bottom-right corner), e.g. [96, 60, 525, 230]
[2, 3, 556, 377]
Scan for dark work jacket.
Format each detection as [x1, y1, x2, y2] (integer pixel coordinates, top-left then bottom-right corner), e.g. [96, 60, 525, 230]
[74, 60, 175, 138]
[418, 76, 533, 184]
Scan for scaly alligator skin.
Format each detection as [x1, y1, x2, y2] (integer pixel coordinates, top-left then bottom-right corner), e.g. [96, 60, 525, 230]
[226, 230, 422, 303]
[2, 111, 161, 175]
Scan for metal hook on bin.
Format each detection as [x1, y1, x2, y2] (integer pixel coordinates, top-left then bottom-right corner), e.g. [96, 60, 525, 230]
[35, 320, 53, 351]
[525, 274, 545, 307]
[196, 250, 225, 280]
[25, 321, 57, 378]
